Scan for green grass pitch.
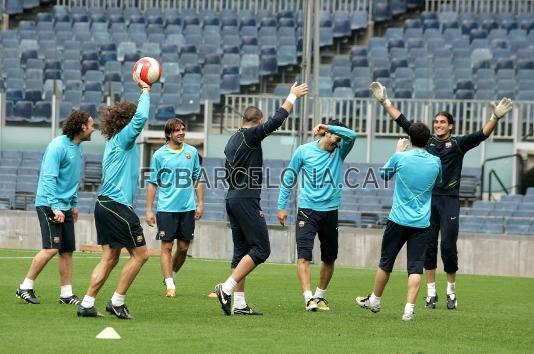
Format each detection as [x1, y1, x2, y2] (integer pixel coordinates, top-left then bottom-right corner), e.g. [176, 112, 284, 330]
[0, 249, 532, 353]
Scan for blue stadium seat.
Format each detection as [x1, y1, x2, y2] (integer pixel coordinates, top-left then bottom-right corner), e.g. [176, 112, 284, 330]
[33, 101, 51, 122]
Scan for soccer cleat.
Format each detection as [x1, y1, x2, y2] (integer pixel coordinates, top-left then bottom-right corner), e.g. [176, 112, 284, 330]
[77, 305, 104, 317]
[305, 298, 318, 311]
[425, 294, 438, 309]
[106, 300, 134, 320]
[165, 288, 176, 298]
[447, 294, 458, 310]
[215, 284, 232, 316]
[315, 298, 330, 311]
[59, 294, 81, 305]
[16, 288, 40, 304]
[402, 312, 415, 321]
[355, 294, 381, 313]
[232, 306, 263, 315]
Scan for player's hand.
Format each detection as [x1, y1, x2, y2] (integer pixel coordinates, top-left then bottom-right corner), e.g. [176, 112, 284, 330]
[145, 210, 156, 227]
[369, 82, 391, 107]
[132, 72, 151, 90]
[396, 138, 409, 152]
[195, 204, 204, 220]
[312, 123, 328, 138]
[490, 97, 513, 121]
[71, 208, 79, 223]
[53, 209, 65, 223]
[290, 82, 309, 99]
[277, 210, 288, 226]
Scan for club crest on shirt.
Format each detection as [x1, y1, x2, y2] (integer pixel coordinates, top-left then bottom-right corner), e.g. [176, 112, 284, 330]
[259, 210, 264, 218]
[53, 236, 61, 244]
[159, 231, 165, 238]
[298, 220, 305, 228]
[445, 142, 452, 148]
[185, 152, 192, 159]
[137, 235, 144, 243]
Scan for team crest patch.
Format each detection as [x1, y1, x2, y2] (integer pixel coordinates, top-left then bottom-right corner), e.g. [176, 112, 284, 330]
[185, 152, 192, 159]
[298, 221, 305, 228]
[159, 231, 166, 238]
[445, 142, 452, 148]
[136, 235, 144, 243]
[53, 236, 61, 244]
[259, 210, 264, 217]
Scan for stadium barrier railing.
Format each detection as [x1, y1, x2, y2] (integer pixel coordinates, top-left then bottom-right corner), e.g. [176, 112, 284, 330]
[425, 0, 534, 14]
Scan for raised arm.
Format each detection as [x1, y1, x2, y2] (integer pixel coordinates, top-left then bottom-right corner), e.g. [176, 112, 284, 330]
[312, 123, 357, 160]
[482, 97, 513, 137]
[116, 75, 151, 150]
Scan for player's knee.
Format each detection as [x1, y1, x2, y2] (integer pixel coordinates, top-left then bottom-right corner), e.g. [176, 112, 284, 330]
[177, 241, 190, 253]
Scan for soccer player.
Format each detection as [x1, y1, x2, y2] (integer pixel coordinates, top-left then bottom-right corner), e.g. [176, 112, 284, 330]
[356, 123, 442, 321]
[277, 121, 356, 311]
[214, 82, 309, 316]
[145, 118, 204, 298]
[15, 111, 95, 304]
[369, 81, 513, 309]
[77, 74, 151, 319]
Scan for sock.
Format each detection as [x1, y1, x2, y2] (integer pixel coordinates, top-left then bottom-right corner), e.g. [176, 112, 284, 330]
[221, 276, 237, 295]
[370, 293, 381, 306]
[233, 292, 246, 309]
[81, 295, 95, 308]
[404, 303, 415, 315]
[447, 282, 456, 296]
[172, 271, 176, 279]
[427, 282, 436, 297]
[20, 278, 34, 290]
[60, 285, 73, 298]
[303, 290, 313, 303]
[111, 292, 125, 307]
[165, 277, 175, 289]
[314, 287, 326, 299]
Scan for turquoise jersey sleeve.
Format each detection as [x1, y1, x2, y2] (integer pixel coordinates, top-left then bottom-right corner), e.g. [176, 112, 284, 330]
[115, 92, 150, 150]
[148, 153, 160, 186]
[192, 151, 200, 181]
[278, 147, 303, 210]
[381, 153, 399, 180]
[327, 125, 356, 160]
[40, 143, 63, 210]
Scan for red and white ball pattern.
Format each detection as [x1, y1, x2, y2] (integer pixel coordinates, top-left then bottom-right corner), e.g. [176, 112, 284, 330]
[133, 57, 162, 85]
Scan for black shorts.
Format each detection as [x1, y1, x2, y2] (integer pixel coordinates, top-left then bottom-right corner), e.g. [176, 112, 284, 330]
[226, 198, 270, 268]
[379, 220, 428, 274]
[156, 211, 195, 242]
[36, 206, 75, 253]
[94, 196, 146, 249]
[295, 208, 338, 263]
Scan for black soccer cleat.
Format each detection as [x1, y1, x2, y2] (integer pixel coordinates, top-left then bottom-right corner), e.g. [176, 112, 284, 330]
[232, 305, 263, 316]
[106, 300, 134, 320]
[425, 294, 438, 309]
[16, 288, 40, 304]
[447, 294, 458, 310]
[77, 305, 104, 317]
[59, 294, 81, 305]
[215, 284, 232, 316]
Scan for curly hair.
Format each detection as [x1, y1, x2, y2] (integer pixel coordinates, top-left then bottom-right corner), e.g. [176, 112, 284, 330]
[99, 101, 137, 140]
[62, 110, 91, 140]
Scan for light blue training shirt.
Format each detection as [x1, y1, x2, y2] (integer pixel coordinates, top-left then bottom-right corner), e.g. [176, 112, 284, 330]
[99, 92, 150, 207]
[148, 144, 201, 212]
[278, 125, 356, 211]
[35, 134, 83, 211]
[381, 148, 442, 228]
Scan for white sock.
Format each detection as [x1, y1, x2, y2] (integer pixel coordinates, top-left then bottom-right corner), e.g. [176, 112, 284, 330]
[314, 287, 326, 299]
[60, 285, 73, 298]
[172, 271, 176, 279]
[404, 303, 415, 315]
[111, 292, 125, 306]
[447, 282, 456, 295]
[427, 282, 436, 297]
[221, 276, 237, 295]
[370, 293, 381, 306]
[303, 290, 313, 302]
[233, 292, 246, 309]
[81, 295, 95, 308]
[165, 277, 175, 289]
[20, 278, 34, 290]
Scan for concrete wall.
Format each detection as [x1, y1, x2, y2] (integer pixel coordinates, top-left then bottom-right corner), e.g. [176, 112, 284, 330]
[1, 210, 532, 278]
